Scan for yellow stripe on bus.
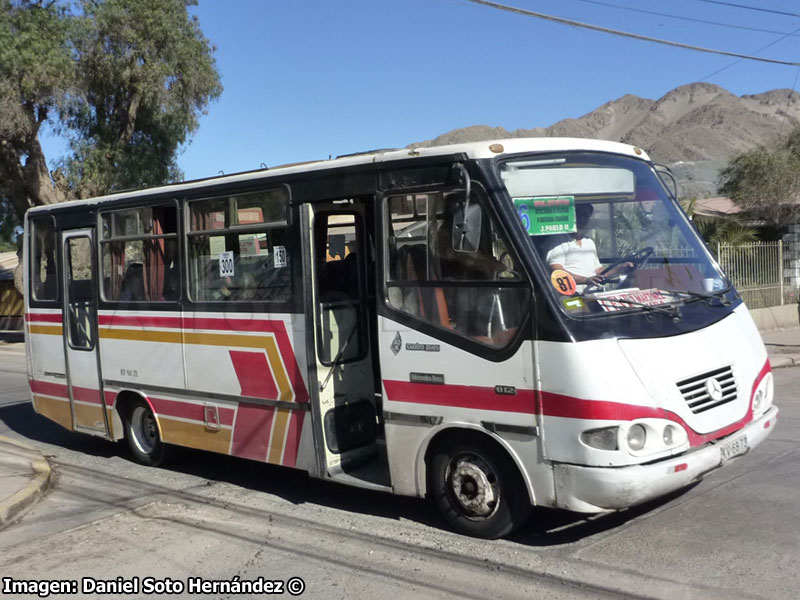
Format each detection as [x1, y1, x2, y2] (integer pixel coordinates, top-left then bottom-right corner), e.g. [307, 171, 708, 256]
[99, 328, 183, 345]
[34, 395, 73, 431]
[28, 325, 63, 336]
[159, 417, 232, 455]
[74, 403, 105, 430]
[268, 408, 292, 464]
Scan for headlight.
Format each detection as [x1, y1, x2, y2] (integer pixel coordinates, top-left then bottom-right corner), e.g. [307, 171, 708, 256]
[627, 424, 646, 451]
[663, 424, 677, 446]
[752, 371, 774, 416]
[580, 426, 619, 450]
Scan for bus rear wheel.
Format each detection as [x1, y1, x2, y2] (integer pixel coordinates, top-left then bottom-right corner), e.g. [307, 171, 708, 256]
[124, 400, 172, 466]
[429, 436, 530, 539]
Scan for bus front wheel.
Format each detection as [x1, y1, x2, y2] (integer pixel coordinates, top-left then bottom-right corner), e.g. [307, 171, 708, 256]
[429, 437, 530, 539]
[124, 400, 171, 466]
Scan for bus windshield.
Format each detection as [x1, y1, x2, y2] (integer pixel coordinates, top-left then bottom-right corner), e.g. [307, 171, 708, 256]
[498, 152, 729, 318]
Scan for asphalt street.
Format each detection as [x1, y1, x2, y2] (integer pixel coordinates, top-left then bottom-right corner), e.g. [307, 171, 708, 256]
[0, 339, 798, 599]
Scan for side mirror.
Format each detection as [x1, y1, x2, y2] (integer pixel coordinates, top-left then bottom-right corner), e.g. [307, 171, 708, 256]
[452, 203, 482, 253]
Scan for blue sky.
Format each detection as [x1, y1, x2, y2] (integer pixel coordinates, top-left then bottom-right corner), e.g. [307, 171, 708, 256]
[48, 0, 800, 181]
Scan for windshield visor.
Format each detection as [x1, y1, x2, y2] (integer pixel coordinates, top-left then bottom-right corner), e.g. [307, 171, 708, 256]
[499, 153, 728, 317]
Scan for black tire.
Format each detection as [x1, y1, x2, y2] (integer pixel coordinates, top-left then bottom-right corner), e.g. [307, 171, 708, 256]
[429, 436, 531, 539]
[123, 400, 172, 466]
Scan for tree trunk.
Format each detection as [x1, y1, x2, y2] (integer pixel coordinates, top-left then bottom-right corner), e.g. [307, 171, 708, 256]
[23, 136, 65, 207]
[13, 256, 23, 299]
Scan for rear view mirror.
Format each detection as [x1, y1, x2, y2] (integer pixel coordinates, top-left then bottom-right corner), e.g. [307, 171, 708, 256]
[452, 203, 482, 253]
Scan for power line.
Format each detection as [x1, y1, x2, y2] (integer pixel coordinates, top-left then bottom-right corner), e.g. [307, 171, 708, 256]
[693, 0, 800, 19]
[572, 0, 800, 38]
[465, 0, 800, 67]
[699, 24, 800, 81]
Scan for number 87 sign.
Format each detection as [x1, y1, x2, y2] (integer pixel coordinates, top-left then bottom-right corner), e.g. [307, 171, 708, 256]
[550, 269, 577, 296]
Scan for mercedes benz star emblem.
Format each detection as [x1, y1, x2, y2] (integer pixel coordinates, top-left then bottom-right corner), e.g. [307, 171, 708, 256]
[705, 377, 724, 401]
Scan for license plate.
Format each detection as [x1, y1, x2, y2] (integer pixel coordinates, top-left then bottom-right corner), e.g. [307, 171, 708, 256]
[720, 435, 749, 461]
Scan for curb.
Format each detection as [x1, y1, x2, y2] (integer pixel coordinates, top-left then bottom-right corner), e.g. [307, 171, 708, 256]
[770, 355, 800, 369]
[0, 436, 52, 529]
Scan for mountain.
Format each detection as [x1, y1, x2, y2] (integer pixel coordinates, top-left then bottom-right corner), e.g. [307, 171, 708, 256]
[410, 83, 800, 198]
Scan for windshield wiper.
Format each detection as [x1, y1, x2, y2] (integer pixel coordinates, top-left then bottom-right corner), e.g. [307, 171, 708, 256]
[596, 296, 682, 320]
[664, 289, 731, 307]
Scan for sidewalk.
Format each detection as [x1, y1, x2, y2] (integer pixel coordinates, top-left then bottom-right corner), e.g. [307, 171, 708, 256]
[761, 327, 800, 369]
[0, 436, 51, 530]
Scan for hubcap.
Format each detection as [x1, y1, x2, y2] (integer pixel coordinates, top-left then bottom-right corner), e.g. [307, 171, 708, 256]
[131, 406, 157, 455]
[447, 453, 499, 519]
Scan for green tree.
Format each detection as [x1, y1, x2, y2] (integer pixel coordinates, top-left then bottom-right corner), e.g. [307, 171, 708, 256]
[0, 200, 21, 251]
[0, 0, 221, 216]
[719, 127, 800, 226]
[680, 197, 759, 247]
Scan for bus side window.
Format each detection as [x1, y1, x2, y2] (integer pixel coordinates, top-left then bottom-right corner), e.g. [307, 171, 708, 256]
[187, 190, 291, 303]
[30, 217, 58, 302]
[385, 189, 529, 348]
[100, 204, 179, 303]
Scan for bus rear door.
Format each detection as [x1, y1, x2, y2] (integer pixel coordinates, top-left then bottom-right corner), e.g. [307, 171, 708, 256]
[62, 229, 108, 435]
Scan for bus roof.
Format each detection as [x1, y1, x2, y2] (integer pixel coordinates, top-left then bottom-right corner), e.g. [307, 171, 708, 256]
[26, 137, 651, 215]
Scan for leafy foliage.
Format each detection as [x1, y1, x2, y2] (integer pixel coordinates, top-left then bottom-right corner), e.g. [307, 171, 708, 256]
[719, 126, 800, 226]
[0, 0, 221, 220]
[62, 0, 222, 197]
[680, 197, 759, 247]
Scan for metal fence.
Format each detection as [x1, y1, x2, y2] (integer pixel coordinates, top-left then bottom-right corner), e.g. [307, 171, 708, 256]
[716, 241, 800, 309]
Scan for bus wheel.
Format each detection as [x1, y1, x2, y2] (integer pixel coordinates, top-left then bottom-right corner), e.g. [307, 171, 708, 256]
[430, 437, 530, 539]
[124, 400, 171, 466]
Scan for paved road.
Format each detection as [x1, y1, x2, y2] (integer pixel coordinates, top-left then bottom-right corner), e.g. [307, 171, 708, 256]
[0, 343, 798, 599]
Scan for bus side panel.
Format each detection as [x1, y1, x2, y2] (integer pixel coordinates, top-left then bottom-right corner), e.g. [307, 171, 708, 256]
[26, 310, 72, 431]
[99, 309, 316, 471]
[378, 317, 555, 505]
[96, 309, 185, 441]
[180, 311, 313, 469]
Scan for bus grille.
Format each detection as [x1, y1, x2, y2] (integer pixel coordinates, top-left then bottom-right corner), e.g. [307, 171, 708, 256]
[676, 366, 737, 414]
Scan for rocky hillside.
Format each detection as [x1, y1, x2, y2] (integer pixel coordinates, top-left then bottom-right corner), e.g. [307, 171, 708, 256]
[410, 83, 800, 198]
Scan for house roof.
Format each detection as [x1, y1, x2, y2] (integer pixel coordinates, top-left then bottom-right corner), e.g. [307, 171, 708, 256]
[692, 197, 742, 218]
[0, 252, 19, 282]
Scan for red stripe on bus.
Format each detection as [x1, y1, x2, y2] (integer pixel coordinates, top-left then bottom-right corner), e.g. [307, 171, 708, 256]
[98, 314, 181, 329]
[229, 351, 279, 400]
[29, 379, 68, 398]
[385, 375, 766, 448]
[231, 403, 275, 461]
[29, 380, 102, 405]
[383, 380, 538, 414]
[25, 313, 63, 323]
[539, 391, 666, 421]
[73, 386, 102, 405]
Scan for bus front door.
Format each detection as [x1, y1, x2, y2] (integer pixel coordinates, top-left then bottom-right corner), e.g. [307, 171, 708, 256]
[302, 202, 387, 487]
[62, 229, 108, 436]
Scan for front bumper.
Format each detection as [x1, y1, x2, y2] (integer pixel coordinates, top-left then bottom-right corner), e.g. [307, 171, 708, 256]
[553, 405, 779, 513]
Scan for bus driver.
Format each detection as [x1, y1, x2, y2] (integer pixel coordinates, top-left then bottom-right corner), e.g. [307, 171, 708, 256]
[545, 203, 631, 291]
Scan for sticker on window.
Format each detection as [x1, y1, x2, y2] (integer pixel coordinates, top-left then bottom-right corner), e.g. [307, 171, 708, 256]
[219, 250, 235, 277]
[596, 288, 669, 312]
[514, 196, 576, 235]
[550, 269, 577, 296]
[274, 245, 287, 268]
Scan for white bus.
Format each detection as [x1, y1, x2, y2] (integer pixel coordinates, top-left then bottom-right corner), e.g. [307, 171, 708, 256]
[23, 138, 778, 538]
